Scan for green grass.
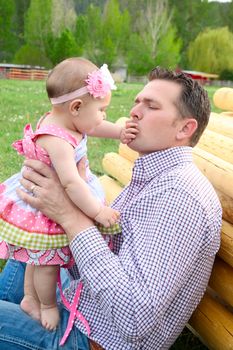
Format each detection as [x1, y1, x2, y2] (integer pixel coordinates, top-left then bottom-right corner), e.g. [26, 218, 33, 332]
[0, 79, 219, 349]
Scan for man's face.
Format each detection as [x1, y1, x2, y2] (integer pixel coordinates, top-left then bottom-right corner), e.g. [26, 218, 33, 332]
[128, 79, 186, 155]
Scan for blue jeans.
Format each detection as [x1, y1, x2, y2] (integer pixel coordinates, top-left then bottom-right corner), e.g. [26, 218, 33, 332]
[0, 259, 90, 350]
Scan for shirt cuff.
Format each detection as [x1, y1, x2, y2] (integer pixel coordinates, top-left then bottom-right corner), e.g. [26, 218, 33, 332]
[70, 226, 110, 273]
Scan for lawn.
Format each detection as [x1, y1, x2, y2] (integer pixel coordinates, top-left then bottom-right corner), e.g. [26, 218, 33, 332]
[0, 79, 219, 349]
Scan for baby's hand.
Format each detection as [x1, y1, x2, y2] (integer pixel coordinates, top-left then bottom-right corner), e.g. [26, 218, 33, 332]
[120, 120, 138, 144]
[94, 206, 120, 228]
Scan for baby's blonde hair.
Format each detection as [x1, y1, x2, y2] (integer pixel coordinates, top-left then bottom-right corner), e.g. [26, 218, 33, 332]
[46, 57, 98, 99]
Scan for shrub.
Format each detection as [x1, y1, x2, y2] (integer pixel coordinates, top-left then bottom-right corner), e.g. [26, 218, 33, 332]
[219, 69, 233, 81]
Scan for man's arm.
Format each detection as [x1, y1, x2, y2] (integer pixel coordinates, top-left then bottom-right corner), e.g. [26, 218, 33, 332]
[18, 161, 216, 341]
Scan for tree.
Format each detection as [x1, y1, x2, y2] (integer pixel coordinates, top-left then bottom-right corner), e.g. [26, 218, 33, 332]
[51, 0, 77, 36]
[0, 0, 17, 61]
[13, 0, 30, 47]
[23, 0, 53, 66]
[136, 0, 173, 60]
[170, 0, 225, 68]
[75, 14, 89, 54]
[81, 4, 102, 64]
[127, 0, 181, 75]
[156, 26, 182, 69]
[14, 44, 51, 67]
[78, 0, 130, 68]
[188, 27, 233, 74]
[51, 29, 81, 64]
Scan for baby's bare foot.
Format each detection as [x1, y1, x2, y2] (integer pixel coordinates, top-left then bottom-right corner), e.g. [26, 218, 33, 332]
[20, 295, 41, 321]
[41, 304, 60, 331]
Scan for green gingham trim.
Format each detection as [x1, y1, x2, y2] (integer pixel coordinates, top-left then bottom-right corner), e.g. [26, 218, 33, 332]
[0, 218, 69, 250]
[96, 222, 122, 235]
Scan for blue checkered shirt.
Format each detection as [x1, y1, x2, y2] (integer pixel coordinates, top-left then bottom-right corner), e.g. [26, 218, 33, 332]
[66, 146, 222, 350]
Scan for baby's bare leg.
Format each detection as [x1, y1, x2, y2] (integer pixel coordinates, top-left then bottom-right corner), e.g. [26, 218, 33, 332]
[20, 265, 41, 321]
[34, 265, 60, 331]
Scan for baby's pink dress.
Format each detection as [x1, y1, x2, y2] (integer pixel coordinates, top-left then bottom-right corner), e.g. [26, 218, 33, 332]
[0, 117, 105, 266]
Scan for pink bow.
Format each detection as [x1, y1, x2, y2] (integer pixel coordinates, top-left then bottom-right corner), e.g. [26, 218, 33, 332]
[12, 124, 37, 159]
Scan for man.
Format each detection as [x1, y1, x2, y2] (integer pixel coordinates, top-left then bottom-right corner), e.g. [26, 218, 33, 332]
[0, 67, 222, 349]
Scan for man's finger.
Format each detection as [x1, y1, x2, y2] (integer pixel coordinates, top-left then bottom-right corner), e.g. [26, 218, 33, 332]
[22, 168, 49, 188]
[24, 159, 54, 179]
[16, 188, 40, 209]
[19, 178, 35, 192]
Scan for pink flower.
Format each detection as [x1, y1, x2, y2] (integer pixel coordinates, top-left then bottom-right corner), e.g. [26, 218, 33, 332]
[85, 64, 116, 99]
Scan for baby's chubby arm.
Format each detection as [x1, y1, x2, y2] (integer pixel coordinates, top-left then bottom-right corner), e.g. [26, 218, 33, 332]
[88, 120, 138, 144]
[37, 135, 119, 227]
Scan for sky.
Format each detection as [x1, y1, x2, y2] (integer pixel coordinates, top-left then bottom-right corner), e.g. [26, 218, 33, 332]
[208, 0, 232, 2]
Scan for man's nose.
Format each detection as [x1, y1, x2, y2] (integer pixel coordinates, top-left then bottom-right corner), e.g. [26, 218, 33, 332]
[130, 105, 142, 120]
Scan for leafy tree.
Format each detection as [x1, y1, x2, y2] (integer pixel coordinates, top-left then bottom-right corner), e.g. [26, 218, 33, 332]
[136, 0, 173, 59]
[0, 0, 17, 61]
[13, 0, 30, 47]
[170, 0, 225, 68]
[73, 0, 105, 14]
[51, 29, 81, 65]
[156, 26, 182, 69]
[219, 1, 233, 33]
[81, 4, 102, 64]
[127, 0, 181, 75]
[78, 0, 130, 68]
[23, 0, 53, 65]
[14, 44, 51, 67]
[127, 33, 154, 75]
[75, 14, 89, 53]
[220, 69, 233, 82]
[188, 27, 233, 74]
[51, 0, 77, 36]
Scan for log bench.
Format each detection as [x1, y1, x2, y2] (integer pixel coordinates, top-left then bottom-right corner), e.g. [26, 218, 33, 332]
[99, 110, 233, 350]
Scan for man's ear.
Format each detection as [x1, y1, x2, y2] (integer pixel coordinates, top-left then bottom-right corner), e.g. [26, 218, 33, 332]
[69, 99, 82, 116]
[176, 118, 198, 141]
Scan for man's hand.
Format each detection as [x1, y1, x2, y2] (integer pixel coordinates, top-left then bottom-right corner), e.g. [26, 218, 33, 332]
[17, 158, 94, 241]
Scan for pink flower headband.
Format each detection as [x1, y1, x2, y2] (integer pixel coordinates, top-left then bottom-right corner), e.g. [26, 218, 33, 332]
[50, 64, 117, 105]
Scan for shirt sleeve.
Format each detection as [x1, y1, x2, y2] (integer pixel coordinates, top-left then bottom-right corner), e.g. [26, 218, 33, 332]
[70, 189, 218, 342]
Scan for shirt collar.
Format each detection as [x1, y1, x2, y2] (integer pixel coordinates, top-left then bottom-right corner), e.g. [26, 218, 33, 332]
[133, 146, 193, 181]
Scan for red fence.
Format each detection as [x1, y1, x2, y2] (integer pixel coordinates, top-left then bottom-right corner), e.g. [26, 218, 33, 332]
[0, 65, 48, 81]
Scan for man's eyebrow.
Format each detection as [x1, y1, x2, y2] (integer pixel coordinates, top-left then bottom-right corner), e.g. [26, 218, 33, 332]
[134, 97, 161, 105]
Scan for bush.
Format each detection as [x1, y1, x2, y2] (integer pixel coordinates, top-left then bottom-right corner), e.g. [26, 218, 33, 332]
[219, 69, 233, 81]
[14, 44, 52, 68]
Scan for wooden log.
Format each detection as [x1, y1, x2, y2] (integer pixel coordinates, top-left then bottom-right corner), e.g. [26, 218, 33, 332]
[192, 146, 233, 197]
[189, 292, 233, 350]
[213, 87, 233, 112]
[119, 143, 138, 163]
[197, 129, 233, 164]
[102, 152, 133, 186]
[218, 220, 233, 268]
[115, 116, 129, 127]
[221, 112, 233, 118]
[209, 256, 233, 307]
[99, 175, 122, 205]
[208, 112, 233, 139]
[192, 147, 233, 223]
[216, 190, 233, 225]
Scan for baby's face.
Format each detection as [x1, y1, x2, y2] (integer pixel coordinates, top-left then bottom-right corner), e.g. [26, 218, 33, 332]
[73, 92, 111, 134]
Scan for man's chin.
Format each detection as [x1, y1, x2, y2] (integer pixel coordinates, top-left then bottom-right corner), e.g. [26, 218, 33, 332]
[127, 139, 139, 152]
